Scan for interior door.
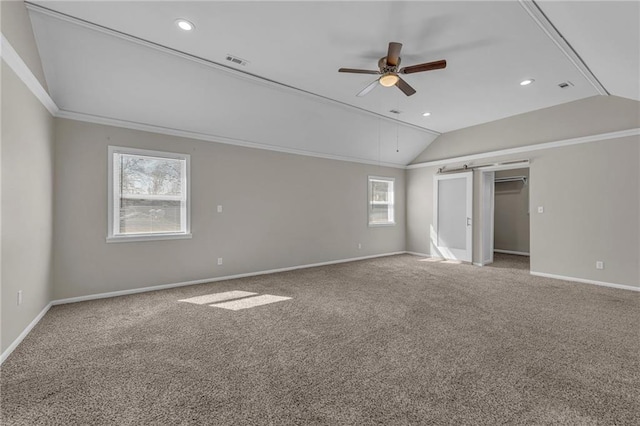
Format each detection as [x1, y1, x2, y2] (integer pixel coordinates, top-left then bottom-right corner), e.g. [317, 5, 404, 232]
[433, 172, 473, 262]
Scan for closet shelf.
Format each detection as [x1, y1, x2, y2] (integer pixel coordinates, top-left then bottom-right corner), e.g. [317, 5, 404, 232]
[495, 176, 527, 185]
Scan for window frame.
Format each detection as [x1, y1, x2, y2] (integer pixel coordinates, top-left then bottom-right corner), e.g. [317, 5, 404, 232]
[368, 175, 396, 227]
[107, 146, 192, 243]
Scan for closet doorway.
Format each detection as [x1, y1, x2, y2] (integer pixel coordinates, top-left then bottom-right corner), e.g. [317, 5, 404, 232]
[479, 164, 530, 269]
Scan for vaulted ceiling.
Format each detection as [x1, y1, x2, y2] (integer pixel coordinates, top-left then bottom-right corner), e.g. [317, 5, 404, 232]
[26, 1, 640, 167]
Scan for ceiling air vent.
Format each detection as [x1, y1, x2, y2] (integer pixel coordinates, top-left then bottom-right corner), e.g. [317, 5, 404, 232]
[225, 54, 249, 66]
[558, 81, 574, 89]
[389, 109, 402, 114]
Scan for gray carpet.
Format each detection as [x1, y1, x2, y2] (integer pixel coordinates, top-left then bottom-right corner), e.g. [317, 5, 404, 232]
[2, 254, 639, 425]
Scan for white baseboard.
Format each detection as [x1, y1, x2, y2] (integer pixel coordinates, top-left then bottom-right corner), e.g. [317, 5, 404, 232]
[8, 254, 634, 366]
[530, 271, 640, 292]
[3, 252, 406, 364]
[1, 302, 52, 365]
[52, 251, 406, 306]
[405, 251, 433, 258]
[494, 249, 530, 256]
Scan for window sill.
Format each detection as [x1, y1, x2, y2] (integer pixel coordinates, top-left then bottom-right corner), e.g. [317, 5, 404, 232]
[106, 233, 193, 243]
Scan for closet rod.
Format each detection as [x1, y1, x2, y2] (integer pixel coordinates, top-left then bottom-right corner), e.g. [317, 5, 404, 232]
[495, 176, 527, 184]
[437, 159, 528, 174]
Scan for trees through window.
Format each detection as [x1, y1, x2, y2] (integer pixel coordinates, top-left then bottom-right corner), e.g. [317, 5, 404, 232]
[368, 176, 395, 226]
[108, 147, 190, 242]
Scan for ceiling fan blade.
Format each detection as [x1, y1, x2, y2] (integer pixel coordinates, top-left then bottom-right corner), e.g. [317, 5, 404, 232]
[356, 79, 380, 97]
[395, 77, 416, 96]
[339, 68, 381, 75]
[399, 59, 447, 74]
[386, 42, 403, 67]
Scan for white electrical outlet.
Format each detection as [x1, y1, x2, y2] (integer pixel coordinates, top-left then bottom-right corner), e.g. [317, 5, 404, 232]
[17, 290, 23, 306]
[218, 258, 223, 265]
[358, 243, 362, 249]
[596, 261, 604, 270]
[537, 206, 544, 213]
[217, 205, 223, 213]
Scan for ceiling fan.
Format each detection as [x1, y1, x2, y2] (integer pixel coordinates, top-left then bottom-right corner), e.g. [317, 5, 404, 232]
[338, 42, 446, 97]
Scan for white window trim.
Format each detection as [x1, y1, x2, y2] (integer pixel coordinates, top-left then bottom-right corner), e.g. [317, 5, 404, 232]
[107, 146, 192, 243]
[368, 175, 396, 227]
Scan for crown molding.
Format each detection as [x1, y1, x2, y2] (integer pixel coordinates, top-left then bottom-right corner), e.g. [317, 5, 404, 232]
[24, 2, 439, 137]
[56, 109, 407, 169]
[1, 34, 59, 115]
[0, 27, 405, 169]
[407, 128, 640, 169]
[518, 0, 608, 96]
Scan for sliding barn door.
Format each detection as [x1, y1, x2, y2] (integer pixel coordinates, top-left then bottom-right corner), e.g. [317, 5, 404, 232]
[433, 172, 473, 262]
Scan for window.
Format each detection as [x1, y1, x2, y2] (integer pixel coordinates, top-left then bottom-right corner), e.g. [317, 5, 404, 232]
[368, 176, 395, 226]
[108, 146, 191, 242]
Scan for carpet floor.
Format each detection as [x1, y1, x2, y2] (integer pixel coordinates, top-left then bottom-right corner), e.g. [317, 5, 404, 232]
[1, 254, 639, 425]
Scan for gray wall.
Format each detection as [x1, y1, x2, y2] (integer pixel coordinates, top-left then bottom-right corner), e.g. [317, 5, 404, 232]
[407, 96, 640, 288]
[1, 0, 48, 90]
[53, 119, 406, 299]
[411, 95, 640, 164]
[1, 4, 55, 353]
[494, 168, 530, 254]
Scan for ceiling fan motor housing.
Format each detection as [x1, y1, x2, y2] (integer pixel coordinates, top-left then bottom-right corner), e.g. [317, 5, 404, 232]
[378, 57, 400, 73]
[339, 42, 445, 97]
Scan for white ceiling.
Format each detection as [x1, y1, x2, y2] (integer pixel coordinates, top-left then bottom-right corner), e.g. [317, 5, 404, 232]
[26, 1, 639, 166]
[536, 0, 640, 102]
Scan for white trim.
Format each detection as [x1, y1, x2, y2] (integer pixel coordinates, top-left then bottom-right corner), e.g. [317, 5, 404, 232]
[406, 251, 434, 258]
[494, 249, 530, 256]
[0, 302, 52, 365]
[3, 253, 403, 364]
[107, 146, 191, 241]
[368, 176, 396, 226]
[480, 170, 495, 266]
[0, 24, 407, 170]
[51, 252, 406, 306]
[518, 0, 608, 96]
[106, 233, 193, 243]
[60, 110, 407, 169]
[407, 129, 640, 169]
[530, 271, 640, 292]
[0, 34, 58, 115]
[4, 253, 636, 365]
[476, 160, 530, 172]
[25, 2, 438, 137]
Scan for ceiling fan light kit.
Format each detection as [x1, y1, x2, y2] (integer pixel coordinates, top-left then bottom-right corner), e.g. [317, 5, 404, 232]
[339, 42, 446, 97]
[379, 73, 399, 87]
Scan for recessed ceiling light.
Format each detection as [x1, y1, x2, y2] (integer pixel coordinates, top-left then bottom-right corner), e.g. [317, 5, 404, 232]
[422, 112, 431, 117]
[520, 79, 534, 86]
[176, 19, 195, 31]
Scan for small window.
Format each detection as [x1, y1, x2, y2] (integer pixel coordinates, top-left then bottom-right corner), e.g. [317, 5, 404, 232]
[368, 176, 395, 226]
[107, 146, 191, 242]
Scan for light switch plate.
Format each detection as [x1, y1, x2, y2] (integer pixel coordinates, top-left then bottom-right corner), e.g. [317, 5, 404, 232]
[537, 206, 544, 213]
[217, 205, 223, 213]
